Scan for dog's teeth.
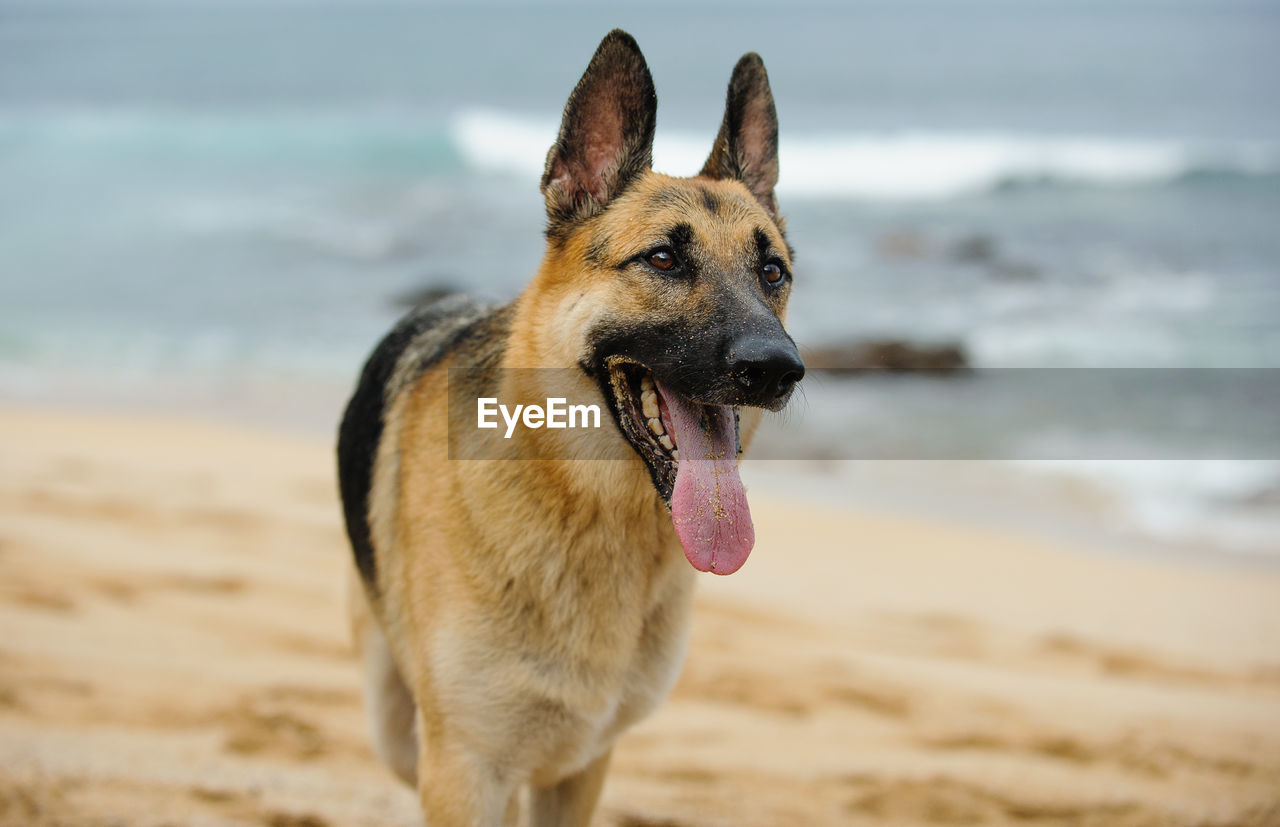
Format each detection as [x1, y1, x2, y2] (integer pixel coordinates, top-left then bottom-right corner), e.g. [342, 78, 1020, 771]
[647, 417, 665, 437]
[640, 373, 655, 392]
[659, 434, 674, 451]
[670, 448, 680, 461]
[641, 391, 659, 419]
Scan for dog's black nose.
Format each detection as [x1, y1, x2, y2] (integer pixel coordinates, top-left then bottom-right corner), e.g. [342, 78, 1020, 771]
[727, 335, 805, 405]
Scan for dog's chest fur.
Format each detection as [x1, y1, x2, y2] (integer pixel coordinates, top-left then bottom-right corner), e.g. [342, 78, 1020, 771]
[421, 500, 697, 783]
[399, 445, 698, 782]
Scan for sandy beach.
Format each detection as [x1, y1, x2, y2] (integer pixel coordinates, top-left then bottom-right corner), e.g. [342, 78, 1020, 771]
[1, 405, 1278, 826]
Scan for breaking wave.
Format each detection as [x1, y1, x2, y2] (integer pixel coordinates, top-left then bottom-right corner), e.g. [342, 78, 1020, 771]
[451, 108, 1280, 201]
[4, 107, 1276, 202]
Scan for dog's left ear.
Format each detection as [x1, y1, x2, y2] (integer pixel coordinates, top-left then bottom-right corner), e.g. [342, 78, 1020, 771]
[542, 30, 657, 236]
[701, 53, 780, 217]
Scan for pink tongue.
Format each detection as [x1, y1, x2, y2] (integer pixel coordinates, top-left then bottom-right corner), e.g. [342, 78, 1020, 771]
[657, 380, 754, 575]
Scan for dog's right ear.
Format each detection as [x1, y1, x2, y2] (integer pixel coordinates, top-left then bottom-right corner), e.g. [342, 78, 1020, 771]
[541, 29, 657, 237]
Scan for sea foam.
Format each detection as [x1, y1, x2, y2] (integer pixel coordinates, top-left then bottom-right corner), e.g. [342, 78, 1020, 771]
[450, 108, 1280, 201]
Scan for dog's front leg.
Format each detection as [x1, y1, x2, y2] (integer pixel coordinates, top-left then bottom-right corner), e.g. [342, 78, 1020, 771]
[416, 717, 519, 827]
[527, 748, 612, 827]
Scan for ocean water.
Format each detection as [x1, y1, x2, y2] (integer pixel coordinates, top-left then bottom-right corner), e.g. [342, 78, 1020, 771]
[1, 1, 1278, 554]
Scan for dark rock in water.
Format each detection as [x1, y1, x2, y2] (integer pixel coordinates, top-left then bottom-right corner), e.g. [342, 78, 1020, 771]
[949, 233, 1044, 280]
[804, 339, 969, 376]
[391, 282, 463, 309]
[949, 234, 997, 264]
[992, 260, 1042, 281]
[876, 229, 932, 261]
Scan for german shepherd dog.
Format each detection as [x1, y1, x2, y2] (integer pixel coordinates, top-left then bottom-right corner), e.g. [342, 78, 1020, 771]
[338, 29, 803, 825]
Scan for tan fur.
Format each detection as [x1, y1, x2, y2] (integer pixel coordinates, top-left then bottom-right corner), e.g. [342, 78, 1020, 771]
[347, 40, 793, 824]
[368, 357, 694, 822]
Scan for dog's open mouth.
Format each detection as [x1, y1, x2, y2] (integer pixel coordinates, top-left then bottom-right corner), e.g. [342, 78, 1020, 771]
[606, 359, 754, 575]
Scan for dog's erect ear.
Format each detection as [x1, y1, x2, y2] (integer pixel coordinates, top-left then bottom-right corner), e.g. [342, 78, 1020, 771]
[701, 53, 780, 216]
[541, 30, 657, 236]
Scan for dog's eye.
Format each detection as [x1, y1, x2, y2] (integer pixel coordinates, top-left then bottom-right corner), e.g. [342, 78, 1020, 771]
[646, 247, 678, 272]
[762, 261, 786, 285]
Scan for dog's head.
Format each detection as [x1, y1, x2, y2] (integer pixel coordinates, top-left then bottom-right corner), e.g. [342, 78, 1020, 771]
[539, 30, 802, 574]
